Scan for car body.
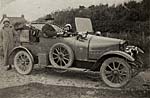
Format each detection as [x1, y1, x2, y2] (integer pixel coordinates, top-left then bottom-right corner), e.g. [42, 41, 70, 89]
[9, 17, 144, 88]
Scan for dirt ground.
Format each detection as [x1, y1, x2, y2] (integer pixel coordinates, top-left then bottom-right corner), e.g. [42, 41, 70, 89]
[0, 57, 150, 98]
[0, 82, 150, 98]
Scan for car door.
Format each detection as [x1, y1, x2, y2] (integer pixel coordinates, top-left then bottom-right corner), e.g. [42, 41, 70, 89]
[74, 35, 91, 61]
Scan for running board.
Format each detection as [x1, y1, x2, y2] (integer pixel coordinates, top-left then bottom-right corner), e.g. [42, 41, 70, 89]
[46, 66, 100, 74]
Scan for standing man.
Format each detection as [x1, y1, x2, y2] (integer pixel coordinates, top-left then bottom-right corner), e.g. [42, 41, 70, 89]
[0, 18, 15, 70]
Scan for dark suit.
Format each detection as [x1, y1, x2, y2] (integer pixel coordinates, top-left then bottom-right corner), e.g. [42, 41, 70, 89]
[42, 24, 57, 37]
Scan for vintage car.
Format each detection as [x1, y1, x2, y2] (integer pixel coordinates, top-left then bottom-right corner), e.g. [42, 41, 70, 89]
[9, 17, 144, 88]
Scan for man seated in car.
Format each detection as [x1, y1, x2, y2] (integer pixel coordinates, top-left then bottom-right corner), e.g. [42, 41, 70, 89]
[42, 20, 57, 38]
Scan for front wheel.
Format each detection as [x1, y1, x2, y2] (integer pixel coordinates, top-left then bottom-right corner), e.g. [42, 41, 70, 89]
[100, 57, 131, 88]
[14, 51, 33, 75]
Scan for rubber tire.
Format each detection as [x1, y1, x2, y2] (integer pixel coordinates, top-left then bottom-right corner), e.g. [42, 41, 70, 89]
[14, 51, 33, 75]
[100, 57, 131, 88]
[49, 43, 74, 68]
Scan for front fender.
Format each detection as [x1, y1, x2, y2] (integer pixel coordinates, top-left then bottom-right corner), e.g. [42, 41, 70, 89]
[9, 46, 34, 63]
[100, 51, 135, 61]
[91, 51, 135, 71]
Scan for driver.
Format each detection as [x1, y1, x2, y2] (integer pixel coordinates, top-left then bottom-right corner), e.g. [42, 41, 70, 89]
[63, 24, 73, 36]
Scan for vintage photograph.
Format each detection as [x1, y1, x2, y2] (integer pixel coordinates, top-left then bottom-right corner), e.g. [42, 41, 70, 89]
[0, 0, 150, 98]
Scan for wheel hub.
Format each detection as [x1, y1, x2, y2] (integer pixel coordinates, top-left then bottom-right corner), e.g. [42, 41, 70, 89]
[113, 70, 119, 75]
[59, 53, 63, 58]
[21, 62, 25, 65]
[58, 53, 64, 59]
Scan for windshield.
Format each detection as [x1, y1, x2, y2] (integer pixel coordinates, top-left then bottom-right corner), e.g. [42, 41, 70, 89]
[75, 17, 93, 33]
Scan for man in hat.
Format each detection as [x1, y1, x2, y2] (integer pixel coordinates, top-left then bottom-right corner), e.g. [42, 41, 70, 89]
[0, 18, 16, 70]
[42, 20, 57, 37]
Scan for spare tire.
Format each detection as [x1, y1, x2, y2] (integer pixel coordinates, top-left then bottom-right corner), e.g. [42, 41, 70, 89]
[49, 43, 74, 68]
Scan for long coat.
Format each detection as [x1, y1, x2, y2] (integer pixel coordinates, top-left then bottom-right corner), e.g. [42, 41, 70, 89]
[0, 26, 15, 66]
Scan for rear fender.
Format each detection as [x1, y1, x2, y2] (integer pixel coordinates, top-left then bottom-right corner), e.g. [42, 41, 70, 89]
[91, 51, 135, 71]
[9, 46, 34, 64]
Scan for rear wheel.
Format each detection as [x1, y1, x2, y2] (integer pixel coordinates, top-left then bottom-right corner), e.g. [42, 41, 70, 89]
[14, 51, 33, 75]
[100, 57, 131, 88]
[49, 43, 74, 69]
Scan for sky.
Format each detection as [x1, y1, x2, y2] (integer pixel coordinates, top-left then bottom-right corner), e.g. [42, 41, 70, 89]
[0, 0, 142, 21]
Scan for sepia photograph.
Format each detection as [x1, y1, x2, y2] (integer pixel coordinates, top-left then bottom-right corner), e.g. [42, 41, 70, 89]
[0, 0, 150, 98]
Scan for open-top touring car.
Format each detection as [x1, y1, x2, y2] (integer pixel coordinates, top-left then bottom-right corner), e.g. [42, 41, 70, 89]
[8, 17, 144, 88]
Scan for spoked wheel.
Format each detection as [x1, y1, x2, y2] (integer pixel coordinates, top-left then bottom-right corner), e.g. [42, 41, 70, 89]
[100, 57, 131, 88]
[14, 51, 33, 75]
[49, 43, 74, 72]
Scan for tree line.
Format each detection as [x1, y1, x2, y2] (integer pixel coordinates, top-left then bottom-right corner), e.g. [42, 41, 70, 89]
[36, 0, 149, 49]
[37, 0, 149, 34]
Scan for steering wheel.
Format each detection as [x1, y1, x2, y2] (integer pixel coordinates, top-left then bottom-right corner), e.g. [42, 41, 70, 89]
[77, 32, 88, 40]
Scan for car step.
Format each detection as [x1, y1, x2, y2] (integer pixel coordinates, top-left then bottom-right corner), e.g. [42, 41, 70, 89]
[46, 66, 100, 74]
